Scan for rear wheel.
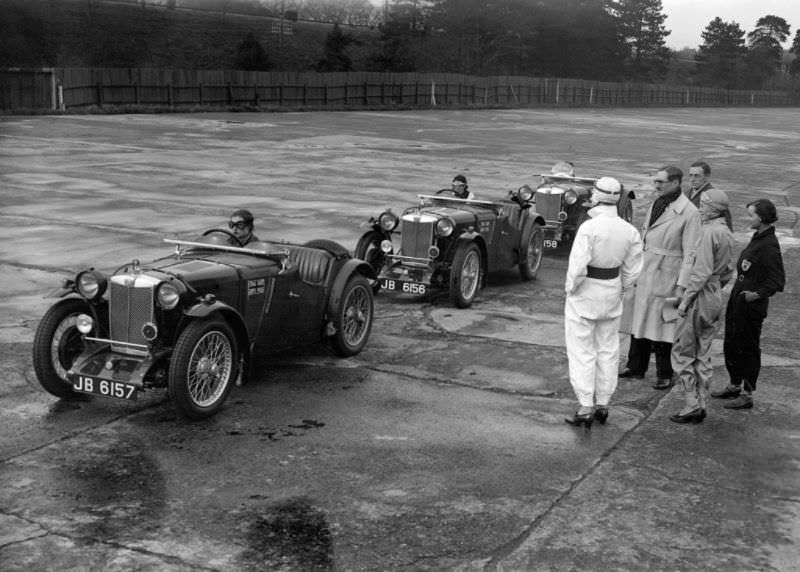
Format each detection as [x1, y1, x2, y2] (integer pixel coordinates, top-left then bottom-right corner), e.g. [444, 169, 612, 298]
[450, 242, 482, 308]
[32, 299, 90, 398]
[169, 319, 238, 420]
[330, 275, 373, 357]
[519, 223, 544, 280]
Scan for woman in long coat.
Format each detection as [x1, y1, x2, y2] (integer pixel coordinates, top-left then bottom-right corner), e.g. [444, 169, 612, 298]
[622, 166, 701, 387]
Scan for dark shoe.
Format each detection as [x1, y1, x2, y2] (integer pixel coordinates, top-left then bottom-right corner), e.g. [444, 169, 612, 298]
[619, 368, 644, 379]
[669, 408, 705, 424]
[653, 377, 673, 390]
[711, 385, 741, 399]
[594, 407, 609, 425]
[724, 395, 753, 410]
[564, 412, 594, 429]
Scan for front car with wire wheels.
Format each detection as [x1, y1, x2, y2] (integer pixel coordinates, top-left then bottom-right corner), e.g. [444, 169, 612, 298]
[32, 233, 376, 420]
[356, 190, 546, 308]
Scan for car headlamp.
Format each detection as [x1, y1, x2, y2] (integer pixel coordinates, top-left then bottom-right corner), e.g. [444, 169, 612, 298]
[76, 270, 107, 300]
[156, 281, 183, 310]
[76, 313, 94, 334]
[517, 185, 534, 202]
[378, 211, 399, 232]
[436, 218, 454, 237]
[380, 239, 393, 253]
[564, 190, 578, 205]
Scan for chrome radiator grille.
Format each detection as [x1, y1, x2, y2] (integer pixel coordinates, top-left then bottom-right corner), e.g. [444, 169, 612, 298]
[400, 215, 435, 259]
[534, 189, 564, 222]
[109, 275, 157, 354]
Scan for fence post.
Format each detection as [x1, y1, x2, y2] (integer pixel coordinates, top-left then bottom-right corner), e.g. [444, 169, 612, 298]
[227, 83, 233, 105]
[303, 84, 307, 105]
[324, 84, 328, 106]
[344, 84, 348, 105]
[168, 83, 173, 106]
[431, 81, 436, 105]
[96, 81, 103, 107]
[278, 85, 283, 106]
[381, 82, 385, 105]
[364, 82, 369, 105]
[134, 83, 140, 104]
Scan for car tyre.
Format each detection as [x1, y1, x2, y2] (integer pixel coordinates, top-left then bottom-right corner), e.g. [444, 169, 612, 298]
[519, 222, 544, 281]
[32, 298, 90, 398]
[169, 319, 238, 420]
[450, 242, 482, 308]
[330, 275, 374, 357]
[618, 195, 634, 223]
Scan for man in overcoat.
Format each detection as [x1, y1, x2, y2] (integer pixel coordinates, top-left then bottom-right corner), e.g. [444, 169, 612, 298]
[620, 166, 701, 388]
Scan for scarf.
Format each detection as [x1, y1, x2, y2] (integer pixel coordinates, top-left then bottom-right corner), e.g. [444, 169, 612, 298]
[649, 187, 682, 227]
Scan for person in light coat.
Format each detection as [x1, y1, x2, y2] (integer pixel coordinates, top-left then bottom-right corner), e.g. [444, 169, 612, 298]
[669, 188, 734, 424]
[620, 166, 701, 389]
[564, 177, 643, 428]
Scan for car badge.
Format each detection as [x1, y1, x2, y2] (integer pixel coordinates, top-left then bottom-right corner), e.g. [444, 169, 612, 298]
[105, 360, 114, 370]
[741, 259, 751, 272]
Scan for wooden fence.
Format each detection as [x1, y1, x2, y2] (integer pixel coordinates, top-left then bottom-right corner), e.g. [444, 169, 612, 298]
[2, 68, 797, 111]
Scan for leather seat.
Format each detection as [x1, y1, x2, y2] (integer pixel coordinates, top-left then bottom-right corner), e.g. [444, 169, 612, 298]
[287, 246, 333, 285]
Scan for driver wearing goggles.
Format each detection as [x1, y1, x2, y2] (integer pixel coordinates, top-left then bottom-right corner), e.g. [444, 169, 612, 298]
[228, 209, 259, 246]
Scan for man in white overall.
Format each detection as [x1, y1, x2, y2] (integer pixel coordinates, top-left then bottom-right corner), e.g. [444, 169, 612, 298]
[564, 177, 643, 428]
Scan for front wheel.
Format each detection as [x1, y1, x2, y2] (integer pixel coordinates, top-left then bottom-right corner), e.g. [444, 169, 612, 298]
[168, 319, 238, 420]
[32, 299, 91, 398]
[330, 275, 374, 357]
[450, 242, 482, 308]
[519, 223, 544, 281]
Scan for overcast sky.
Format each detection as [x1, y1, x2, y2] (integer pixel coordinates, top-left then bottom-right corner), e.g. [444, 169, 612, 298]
[660, 0, 798, 49]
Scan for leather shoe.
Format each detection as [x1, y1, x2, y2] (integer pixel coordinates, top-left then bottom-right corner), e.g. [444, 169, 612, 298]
[711, 385, 741, 399]
[653, 377, 673, 390]
[594, 407, 609, 425]
[619, 368, 644, 379]
[669, 408, 705, 424]
[564, 411, 594, 429]
[724, 395, 753, 409]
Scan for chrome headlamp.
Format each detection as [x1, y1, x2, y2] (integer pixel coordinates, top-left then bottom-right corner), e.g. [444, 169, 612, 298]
[517, 185, 534, 202]
[378, 211, 399, 232]
[156, 281, 185, 310]
[564, 189, 578, 205]
[435, 218, 454, 237]
[76, 270, 107, 300]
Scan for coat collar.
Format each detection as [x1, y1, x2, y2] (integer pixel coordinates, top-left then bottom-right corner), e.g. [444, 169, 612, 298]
[647, 192, 692, 229]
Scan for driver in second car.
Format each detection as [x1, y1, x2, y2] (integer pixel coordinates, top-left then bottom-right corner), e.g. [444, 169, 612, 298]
[228, 209, 259, 246]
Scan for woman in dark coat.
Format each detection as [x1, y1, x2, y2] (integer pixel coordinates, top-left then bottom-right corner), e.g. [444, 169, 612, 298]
[713, 199, 785, 409]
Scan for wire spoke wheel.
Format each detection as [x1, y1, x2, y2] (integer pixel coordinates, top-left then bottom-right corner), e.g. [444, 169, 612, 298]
[331, 275, 374, 357]
[186, 331, 233, 407]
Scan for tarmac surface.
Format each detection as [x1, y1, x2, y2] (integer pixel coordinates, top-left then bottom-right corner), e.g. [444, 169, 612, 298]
[0, 109, 799, 571]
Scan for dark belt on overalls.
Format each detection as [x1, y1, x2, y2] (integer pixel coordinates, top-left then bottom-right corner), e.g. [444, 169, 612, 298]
[586, 265, 620, 279]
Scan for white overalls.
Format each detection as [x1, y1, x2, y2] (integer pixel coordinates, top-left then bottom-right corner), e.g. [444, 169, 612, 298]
[565, 205, 643, 408]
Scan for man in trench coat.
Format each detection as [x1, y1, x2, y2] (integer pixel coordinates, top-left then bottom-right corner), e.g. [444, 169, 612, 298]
[620, 166, 702, 388]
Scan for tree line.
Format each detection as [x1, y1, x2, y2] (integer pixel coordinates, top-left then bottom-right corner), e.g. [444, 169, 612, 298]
[2, 0, 798, 91]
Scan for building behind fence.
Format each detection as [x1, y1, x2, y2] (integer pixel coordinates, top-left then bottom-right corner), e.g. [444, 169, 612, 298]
[2, 68, 798, 111]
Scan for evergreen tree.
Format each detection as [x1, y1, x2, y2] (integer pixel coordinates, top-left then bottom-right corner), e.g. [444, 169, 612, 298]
[789, 29, 800, 76]
[234, 33, 272, 71]
[692, 17, 747, 89]
[606, 0, 671, 81]
[744, 15, 790, 87]
[316, 24, 359, 72]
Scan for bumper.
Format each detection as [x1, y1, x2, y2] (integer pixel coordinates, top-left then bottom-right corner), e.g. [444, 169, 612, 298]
[67, 343, 162, 394]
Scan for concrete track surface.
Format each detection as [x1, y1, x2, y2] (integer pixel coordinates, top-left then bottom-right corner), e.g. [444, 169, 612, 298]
[1, 109, 799, 571]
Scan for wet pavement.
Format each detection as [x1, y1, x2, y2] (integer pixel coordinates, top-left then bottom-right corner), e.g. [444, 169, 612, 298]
[1, 110, 799, 570]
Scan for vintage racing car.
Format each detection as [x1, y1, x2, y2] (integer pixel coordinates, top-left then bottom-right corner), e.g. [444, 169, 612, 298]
[530, 173, 635, 249]
[355, 187, 546, 308]
[32, 230, 375, 420]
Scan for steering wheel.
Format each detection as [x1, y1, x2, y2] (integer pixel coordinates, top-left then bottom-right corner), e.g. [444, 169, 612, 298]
[436, 188, 458, 197]
[202, 228, 244, 247]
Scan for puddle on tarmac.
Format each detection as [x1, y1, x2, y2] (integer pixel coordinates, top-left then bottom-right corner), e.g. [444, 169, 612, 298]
[240, 497, 333, 571]
[60, 439, 167, 541]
